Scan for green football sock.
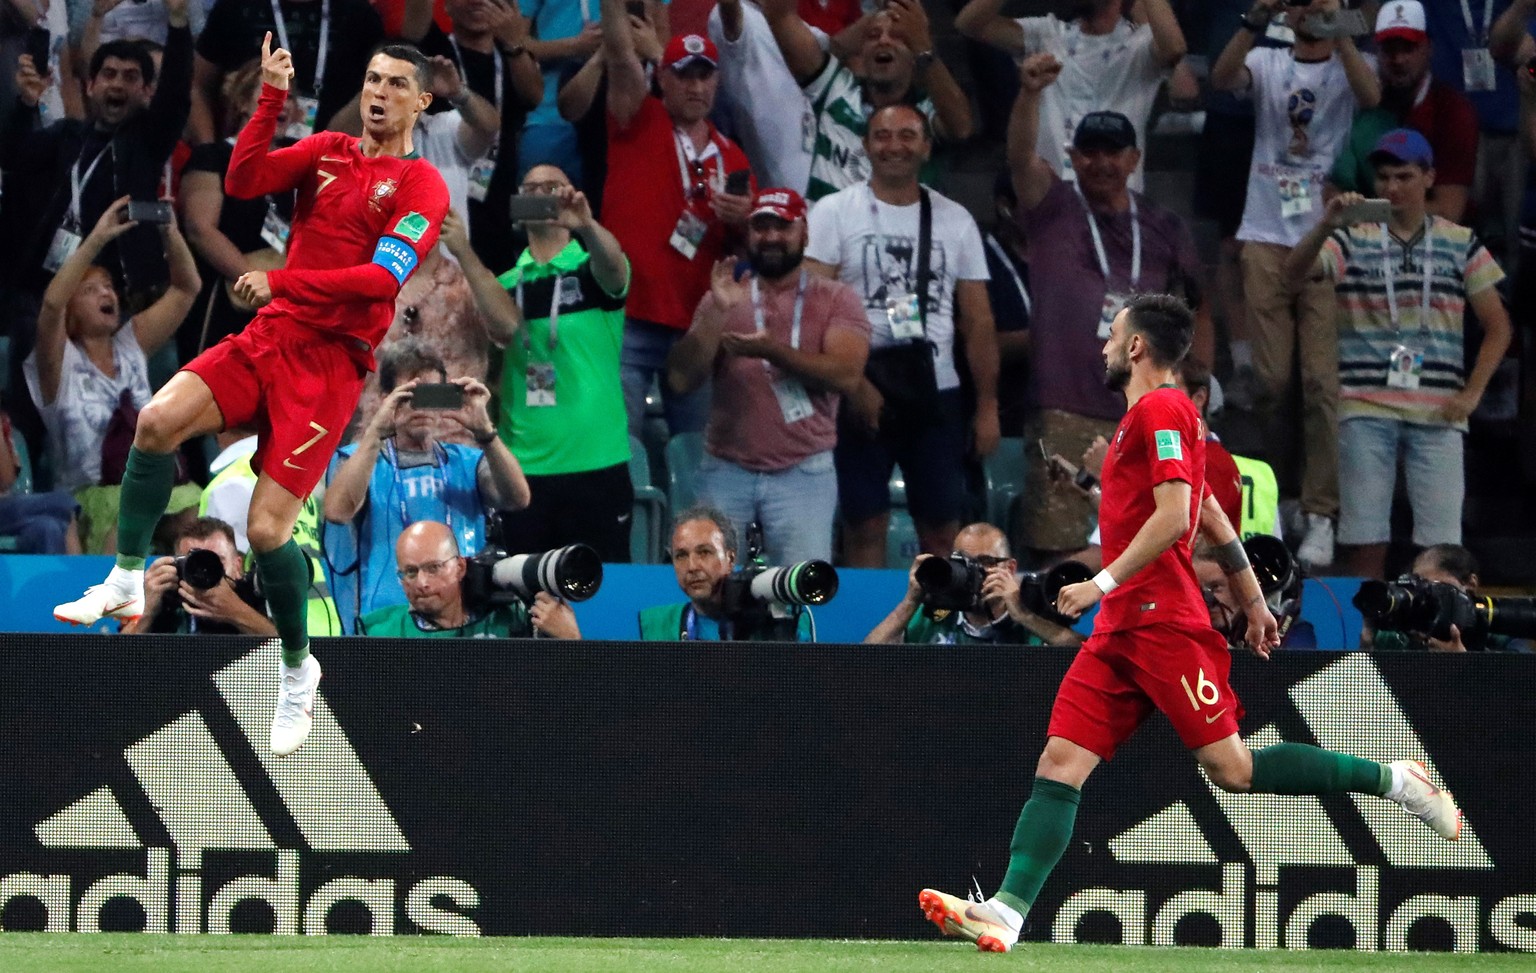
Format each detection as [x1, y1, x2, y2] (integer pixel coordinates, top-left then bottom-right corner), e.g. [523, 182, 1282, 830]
[994, 777, 1082, 916]
[252, 539, 310, 668]
[1249, 742, 1391, 796]
[114, 447, 177, 570]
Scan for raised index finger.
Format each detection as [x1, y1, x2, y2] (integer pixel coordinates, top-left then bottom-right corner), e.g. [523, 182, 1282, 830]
[262, 31, 272, 60]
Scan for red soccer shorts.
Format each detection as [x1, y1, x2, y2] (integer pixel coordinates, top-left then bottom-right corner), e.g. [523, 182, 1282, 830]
[1047, 623, 1245, 760]
[183, 317, 366, 499]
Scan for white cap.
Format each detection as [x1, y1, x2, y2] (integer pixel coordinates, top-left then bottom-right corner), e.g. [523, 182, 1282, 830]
[1375, 0, 1427, 44]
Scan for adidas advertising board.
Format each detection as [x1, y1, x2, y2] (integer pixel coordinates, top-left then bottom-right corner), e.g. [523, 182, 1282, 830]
[0, 638, 1530, 949]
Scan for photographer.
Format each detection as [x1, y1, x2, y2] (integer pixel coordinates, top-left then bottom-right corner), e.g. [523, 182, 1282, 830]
[864, 522, 1081, 646]
[1364, 544, 1534, 653]
[128, 517, 274, 636]
[360, 520, 580, 639]
[639, 506, 814, 641]
[1194, 536, 1316, 650]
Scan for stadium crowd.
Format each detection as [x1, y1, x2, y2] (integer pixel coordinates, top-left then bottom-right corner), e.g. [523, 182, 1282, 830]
[0, 0, 1533, 643]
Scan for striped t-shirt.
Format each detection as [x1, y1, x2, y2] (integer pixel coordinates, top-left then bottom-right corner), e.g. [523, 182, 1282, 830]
[1320, 216, 1503, 429]
[803, 56, 936, 202]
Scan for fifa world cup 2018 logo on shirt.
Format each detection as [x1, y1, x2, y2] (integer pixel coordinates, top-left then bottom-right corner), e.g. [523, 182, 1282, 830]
[1287, 88, 1317, 160]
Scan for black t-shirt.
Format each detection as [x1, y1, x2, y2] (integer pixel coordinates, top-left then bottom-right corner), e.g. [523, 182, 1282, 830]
[197, 0, 383, 134]
[416, 23, 530, 270]
[559, 57, 608, 219]
[183, 138, 297, 252]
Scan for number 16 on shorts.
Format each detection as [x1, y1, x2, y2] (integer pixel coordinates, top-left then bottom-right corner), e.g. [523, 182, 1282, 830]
[1181, 668, 1221, 711]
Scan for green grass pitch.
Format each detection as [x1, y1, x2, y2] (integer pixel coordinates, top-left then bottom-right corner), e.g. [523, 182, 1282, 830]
[0, 936, 1530, 973]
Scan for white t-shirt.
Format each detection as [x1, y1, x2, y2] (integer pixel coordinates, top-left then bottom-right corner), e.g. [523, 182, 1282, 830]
[708, 1, 815, 195]
[806, 183, 989, 391]
[1014, 15, 1166, 192]
[23, 320, 151, 494]
[414, 109, 476, 221]
[1237, 47, 1366, 247]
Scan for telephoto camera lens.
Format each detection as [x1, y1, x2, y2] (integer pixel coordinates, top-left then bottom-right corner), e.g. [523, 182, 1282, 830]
[746, 560, 840, 606]
[173, 548, 226, 590]
[491, 544, 604, 602]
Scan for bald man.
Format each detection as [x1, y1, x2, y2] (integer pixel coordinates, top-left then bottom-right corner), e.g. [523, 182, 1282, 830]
[865, 522, 1081, 646]
[360, 520, 581, 638]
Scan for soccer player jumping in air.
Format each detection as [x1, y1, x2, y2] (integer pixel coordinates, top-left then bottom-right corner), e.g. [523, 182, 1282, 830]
[55, 35, 450, 757]
[919, 293, 1462, 953]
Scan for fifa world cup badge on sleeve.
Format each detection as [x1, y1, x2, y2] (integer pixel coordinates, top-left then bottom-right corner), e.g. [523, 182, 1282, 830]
[392, 211, 430, 244]
[1155, 429, 1182, 461]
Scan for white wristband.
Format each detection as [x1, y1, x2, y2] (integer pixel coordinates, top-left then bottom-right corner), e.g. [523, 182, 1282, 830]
[1092, 569, 1118, 595]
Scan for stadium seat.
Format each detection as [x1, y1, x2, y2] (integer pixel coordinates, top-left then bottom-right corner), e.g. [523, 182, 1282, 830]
[984, 437, 1028, 538]
[665, 431, 705, 515]
[886, 508, 921, 570]
[628, 435, 668, 564]
[0, 432, 34, 553]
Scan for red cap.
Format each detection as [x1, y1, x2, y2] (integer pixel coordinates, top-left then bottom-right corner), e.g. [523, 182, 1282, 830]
[662, 33, 718, 72]
[749, 187, 806, 222]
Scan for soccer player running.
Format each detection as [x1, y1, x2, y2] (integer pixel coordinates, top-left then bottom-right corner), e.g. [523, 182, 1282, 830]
[919, 293, 1462, 953]
[55, 35, 450, 757]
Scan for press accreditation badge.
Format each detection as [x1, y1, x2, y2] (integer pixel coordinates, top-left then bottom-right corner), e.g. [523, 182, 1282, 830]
[1276, 168, 1314, 219]
[260, 207, 291, 253]
[669, 210, 708, 260]
[289, 95, 320, 140]
[1462, 48, 1496, 93]
[772, 377, 814, 425]
[1387, 345, 1424, 390]
[467, 150, 497, 203]
[886, 292, 923, 340]
[42, 222, 83, 274]
[526, 362, 556, 407]
[1099, 291, 1130, 340]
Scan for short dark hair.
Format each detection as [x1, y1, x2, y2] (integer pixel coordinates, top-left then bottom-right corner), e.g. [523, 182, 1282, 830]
[368, 42, 432, 91]
[178, 517, 238, 550]
[673, 505, 737, 556]
[1124, 293, 1194, 367]
[90, 40, 155, 87]
[1416, 544, 1479, 586]
[377, 337, 447, 393]
[864, 103, 934, 144]
[1174, 356, 1211, 400]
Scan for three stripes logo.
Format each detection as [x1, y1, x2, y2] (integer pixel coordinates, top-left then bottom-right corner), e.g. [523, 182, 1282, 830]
[3, 644, 479, 936]
[1054, 656, 1536, 953]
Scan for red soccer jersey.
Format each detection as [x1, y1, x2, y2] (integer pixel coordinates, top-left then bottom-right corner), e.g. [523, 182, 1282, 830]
[1095, 386, 1211, 633]
[603, 96, 753, 331]
[225, 84, 449, 367]
[1204, 433, 1243, 531]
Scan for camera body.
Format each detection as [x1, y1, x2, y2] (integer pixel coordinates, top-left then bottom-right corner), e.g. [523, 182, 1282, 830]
[1018, 561, 1093, 626]
[150, 548, 262, 634]
[915, 554, 988, 613]
[1354, 576, 1536, 646]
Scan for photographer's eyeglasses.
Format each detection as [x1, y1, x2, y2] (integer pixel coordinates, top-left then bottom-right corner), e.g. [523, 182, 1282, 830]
[519, 180, 566, 195]
[396, 557, 453, 582]
[957, 554, 1009, 568]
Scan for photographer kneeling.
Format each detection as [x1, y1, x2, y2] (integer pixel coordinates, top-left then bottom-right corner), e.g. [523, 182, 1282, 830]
[361, 521, 582, 639]
[865, 523, 1082, 646]
[1360, 544, 1534, 653]
[641, 507, 829, 642]
[129, 518, 275, 636]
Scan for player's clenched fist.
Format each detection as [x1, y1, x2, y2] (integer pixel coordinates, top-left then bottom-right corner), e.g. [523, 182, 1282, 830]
[260, 31, 294, 90]
[232, 270, 273, 308]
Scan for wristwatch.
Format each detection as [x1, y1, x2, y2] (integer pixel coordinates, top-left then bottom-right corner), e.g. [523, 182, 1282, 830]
[448, 88, 470, 109]
[1241, 7, 1270, 31]
[913, 50, 936, 73]
[502, 43, 531, 60]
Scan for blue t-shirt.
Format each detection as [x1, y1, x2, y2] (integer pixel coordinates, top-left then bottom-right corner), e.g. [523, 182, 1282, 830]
[324, 442, 489, 632]
[1422, 2, 1525, 133]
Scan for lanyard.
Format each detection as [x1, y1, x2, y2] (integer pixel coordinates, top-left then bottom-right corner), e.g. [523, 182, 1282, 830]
[1382, 218, 1433, 333]
[69, 143, 112, 223]
[681, 604, 729, 640]
[271, 0, 331, 98]
[578, 0, 592, 23]
[749, 271, 807, 360]
[1460, 0, 1493, 45]
[984, 233, 1031, 316]
[448, 35, 503, 111]
[516, 273, 562, 352]
[387, 439, 453, 538]
[1075, 184, 1140, 289]
[672, 129, 720, 199]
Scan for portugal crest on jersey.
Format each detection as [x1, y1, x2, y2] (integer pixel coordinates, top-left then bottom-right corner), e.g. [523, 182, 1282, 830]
[369, 178, 399, 209]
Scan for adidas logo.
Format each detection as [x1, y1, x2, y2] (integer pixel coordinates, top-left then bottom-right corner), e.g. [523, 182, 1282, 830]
[2, 644, 480, 936]
[1053, 656, 1535, 953]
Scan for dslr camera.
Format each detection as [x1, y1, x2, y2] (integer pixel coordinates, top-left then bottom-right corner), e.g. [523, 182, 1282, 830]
[461, 511, 605, 611]
[718, 523, 839, 641]
[916, 554, 1089, 626]
[1353, 576, 1536, 647]
[149, 547, 263, 633]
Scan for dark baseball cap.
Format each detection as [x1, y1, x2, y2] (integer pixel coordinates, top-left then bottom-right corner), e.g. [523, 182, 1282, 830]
[1073, 112, 1137, 152]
